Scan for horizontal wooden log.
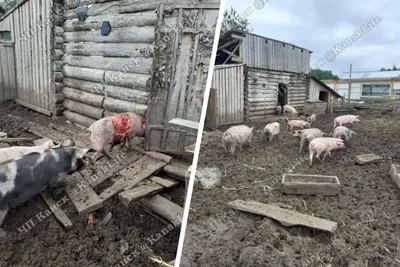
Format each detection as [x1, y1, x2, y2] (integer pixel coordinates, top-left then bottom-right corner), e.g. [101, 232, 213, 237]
[53, 61, 63, 72]
[52, 49, 64, 60]
[63, 99, 104, 119]
[64, 43, 153, 58]
[55, 26, 64, 36]
[53, 105, 66, 116]
[104, 71, 151, 89]
[63, 78, 104, 95]
[105, 85, 149, 104]
[139, 194, 183, 227]
[63, 1, 168, 17]
[55, 36, 63, 45]
[63, 66, 105, 83]
[104, 110, 118, 117]
[54, 72, 64, 82]
[104, 97, 147, 115]
[52, 82, 64, 94]
[54, 93, 64, 104]
[63, 55, 153, 75]
[54, 15, 64, 26]
[63, 110, 96, 128]
[63, 13, 157, 32]
[63, 87, 104, 107]
[118, 183, 164, 207]
[63, 27, 155, 43]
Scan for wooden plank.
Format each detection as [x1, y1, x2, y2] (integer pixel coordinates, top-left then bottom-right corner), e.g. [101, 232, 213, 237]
[132, 145, 173, 163]
[228, 200, 338, 233]
[66, 173, 103, 216]
[150, 176, 180, 188]
[98, 156, 166, 201]
[118, 183, 164, 207]
[139, 194, 183, 227]
[0, 137, 34, 143]
[40, 191, 73, 230]
[15, 99, 52, 116]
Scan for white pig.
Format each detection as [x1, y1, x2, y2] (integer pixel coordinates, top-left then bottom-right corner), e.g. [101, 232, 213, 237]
[0, 140, 54, 164]
[333, 126, 356, 141]
[283, 105, 298, 117]
[276, 106, 282, 116]
[307, 114, 316, 124]
[285, 118, 311, 132]
[309, 137, 345, 165]
[263, 122, 280, 142]
[333, 115, 360, 128]
[293, 128, 326, 153]
[221, 125, 254, 154]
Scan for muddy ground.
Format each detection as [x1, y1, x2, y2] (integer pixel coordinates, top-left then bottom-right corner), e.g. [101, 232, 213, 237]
[182, 110, 400, 267]
[0, 101, 184, 267]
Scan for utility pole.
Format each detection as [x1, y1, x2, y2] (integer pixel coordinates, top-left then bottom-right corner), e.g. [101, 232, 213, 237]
[348, 64, 352, 102]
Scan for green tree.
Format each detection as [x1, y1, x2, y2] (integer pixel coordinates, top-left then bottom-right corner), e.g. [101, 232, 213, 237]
[309, 69, 338, 80]
[380, 67, 386, 71]
[393, 65, 397, 70]
[221, 7, 252, 33]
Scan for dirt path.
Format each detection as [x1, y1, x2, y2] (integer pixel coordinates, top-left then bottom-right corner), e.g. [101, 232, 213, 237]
[182, 111, 400, 267]
[0, 101, 182, 267]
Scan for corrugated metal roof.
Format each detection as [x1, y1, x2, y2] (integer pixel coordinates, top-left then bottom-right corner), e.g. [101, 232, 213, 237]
[340, 70, 400, 79]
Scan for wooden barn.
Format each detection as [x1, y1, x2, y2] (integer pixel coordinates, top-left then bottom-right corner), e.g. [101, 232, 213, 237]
[211, 30, 313, 123]
[0, 0, 220, 154]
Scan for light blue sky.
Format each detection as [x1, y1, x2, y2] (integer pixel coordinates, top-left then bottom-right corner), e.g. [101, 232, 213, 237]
[224, 0, 399, 75]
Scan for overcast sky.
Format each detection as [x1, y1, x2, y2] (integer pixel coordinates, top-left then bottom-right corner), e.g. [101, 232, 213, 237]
[224, 0, 399, 76]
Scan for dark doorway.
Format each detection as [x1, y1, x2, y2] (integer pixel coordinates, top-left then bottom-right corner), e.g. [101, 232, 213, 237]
[319, 91, 329, 102]
[278, 83, 288, 106]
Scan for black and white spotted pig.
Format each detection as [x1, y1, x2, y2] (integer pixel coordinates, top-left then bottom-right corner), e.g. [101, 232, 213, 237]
[0, 147, 89, 235]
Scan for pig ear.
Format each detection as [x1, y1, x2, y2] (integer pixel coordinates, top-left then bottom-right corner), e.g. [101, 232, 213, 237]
[75, 148, 90, 158]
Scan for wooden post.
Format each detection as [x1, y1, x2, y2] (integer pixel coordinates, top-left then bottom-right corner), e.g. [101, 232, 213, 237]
[390, 81, 394, 100]
[348, 64, 352, 102]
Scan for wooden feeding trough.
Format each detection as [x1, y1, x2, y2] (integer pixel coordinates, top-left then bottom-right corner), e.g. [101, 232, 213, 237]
[355, 154, 383, 165]
[281, 174, 340, 196]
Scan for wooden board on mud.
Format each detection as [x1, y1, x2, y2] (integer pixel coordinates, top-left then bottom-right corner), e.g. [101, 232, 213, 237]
[139, 194, 183, 228]
[228, 200, 338, 233]
[40, 190, 73, 230]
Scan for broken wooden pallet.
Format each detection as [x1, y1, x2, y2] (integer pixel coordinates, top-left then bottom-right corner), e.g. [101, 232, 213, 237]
[118, 176, 180, 206]
[228, 200, 338, 233]
[67, 172, 103, 216]
[162, 159, 190, 182]
[98, 156, 167, 202]
[354, 154, 383, 165]
[281, 174, 340, 196]
[40, 190, 73, 230]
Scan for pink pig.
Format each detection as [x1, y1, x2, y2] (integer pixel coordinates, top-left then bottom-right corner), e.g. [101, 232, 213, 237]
[333, 115, 360, 128]
[285, 118, 311, 132]
[308, 137, 345, 165]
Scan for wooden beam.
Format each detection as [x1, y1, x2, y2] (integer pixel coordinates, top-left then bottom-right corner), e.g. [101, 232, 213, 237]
[228, 200, 338, 233]
[0, 137, 34, 143]
[223, 41, 241, 64]
[139, 194, 183, 227]
[218, 39, 239, 50]
[118, 183, 164, 207]
[15, 99, 52, 116]
[231, 34, 244, 40]
[40, 191, 73, 230]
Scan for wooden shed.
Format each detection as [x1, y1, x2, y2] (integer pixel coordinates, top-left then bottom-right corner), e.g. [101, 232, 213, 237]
[323, 70, 400, 101]
[215, 30, 313, 121]
[0, 0, 220, 153]
[309, 77, 342, 103]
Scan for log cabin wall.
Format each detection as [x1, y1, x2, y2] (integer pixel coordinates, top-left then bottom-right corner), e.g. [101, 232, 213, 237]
[245, 67, 310, 121]
[61, 0, 220, 128]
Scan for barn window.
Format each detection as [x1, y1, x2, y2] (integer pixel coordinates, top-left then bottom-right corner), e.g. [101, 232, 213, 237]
[362, 84, 390, 97]
[0, 31, 11, 41]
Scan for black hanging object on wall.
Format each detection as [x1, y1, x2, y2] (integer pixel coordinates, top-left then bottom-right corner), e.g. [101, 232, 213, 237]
[76, 6, 88, 21]
[101, 21, 111, 36]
